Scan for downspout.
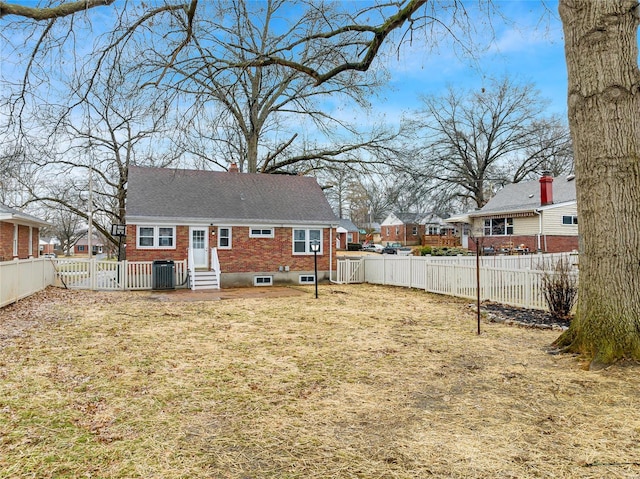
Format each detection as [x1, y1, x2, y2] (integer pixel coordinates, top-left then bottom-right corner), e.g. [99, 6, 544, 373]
[329, 224, 334, 283]
[534, 209, 542, 252]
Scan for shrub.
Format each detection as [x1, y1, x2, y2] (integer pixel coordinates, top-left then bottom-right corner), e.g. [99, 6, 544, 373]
[347, 243, 362, 251]
[540, 256, 577, 320]
[430, 246, 470, 256]
[415, 246, 432, 256]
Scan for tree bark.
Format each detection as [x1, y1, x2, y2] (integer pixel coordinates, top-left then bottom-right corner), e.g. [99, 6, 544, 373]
[554, 0, 640, 367]
[0, 0, 114, 19]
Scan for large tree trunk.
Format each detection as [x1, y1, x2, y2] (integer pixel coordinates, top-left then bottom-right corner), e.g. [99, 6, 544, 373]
[554, 0, 640, 368]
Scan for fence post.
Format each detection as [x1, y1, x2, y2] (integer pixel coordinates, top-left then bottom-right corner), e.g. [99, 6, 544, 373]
[524, 269, 530, 309]
[121, 260, 127, 290]
[384, 255, 388, 285]
[90, 258, 96, 290]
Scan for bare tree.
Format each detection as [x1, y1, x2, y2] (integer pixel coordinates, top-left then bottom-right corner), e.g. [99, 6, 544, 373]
[551, 0, 640, 368]
[20, 65, 181, 250]
[412, 77, 573, 209]
[134, 0, 399, 174]
[0, 0, 114, 20]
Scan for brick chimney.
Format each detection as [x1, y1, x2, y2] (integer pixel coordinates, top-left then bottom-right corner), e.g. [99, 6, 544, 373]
[539, 171, 553, 206]
[229, 163, 239, 173]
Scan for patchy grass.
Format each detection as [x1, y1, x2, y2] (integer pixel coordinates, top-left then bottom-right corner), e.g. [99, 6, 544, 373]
[1, 285, 639, 478]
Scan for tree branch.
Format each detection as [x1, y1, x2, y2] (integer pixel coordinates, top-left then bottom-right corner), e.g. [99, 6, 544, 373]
[0, 0, 115, 19]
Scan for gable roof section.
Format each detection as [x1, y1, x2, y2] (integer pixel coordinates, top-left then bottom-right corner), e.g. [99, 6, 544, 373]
[337, 218, 358, 233]
[472, 176, 577, 217]
[126, 166, 337, 225]
[0, 204, 50, 228]
[381, 212, 447, 226]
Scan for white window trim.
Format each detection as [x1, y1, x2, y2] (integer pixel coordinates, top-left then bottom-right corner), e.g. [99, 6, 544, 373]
[562, 215, 578, 225]
[483, 218, 514, 236]
[13, 224, 18, 257]
[136, 225, 177, 250]
[299, 275, 316, 284]
[254, 275, 273, 286]
[249, 227, 274, 238]
[292, 228, 323, 255]
[218, 226, 232, 249]
[28, 227, 33, 257]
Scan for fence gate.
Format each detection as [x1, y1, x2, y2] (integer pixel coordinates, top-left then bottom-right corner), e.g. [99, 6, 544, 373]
[336, 258, 364, 284]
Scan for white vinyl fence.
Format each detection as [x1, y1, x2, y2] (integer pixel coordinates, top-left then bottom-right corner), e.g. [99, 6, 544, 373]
[335, 253, 578, 311]
[0, 258, 57, 308]
[1, 257, 192, 308]
[53, 258, 189, 291]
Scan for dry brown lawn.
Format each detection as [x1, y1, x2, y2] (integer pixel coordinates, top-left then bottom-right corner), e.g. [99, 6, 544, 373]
[1, 284, 639, 478]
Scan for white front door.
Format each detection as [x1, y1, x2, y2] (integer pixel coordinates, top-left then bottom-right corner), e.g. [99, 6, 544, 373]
[190, 227, 208, 268]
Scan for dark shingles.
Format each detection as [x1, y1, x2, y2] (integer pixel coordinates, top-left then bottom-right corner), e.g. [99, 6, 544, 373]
[126, 166, 337, 223]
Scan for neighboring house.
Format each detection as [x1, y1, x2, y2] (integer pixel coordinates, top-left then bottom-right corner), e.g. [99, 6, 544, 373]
[39, 237, 60, 256]
[447, 173, 578, 253]
[380, 212, 454, 246]
[0, 204, 50, 261]
[380, 213, 425, 246]
[125, 166, 338, 288]
[336, 218, 359, 249]
[73, 233, 105, 256]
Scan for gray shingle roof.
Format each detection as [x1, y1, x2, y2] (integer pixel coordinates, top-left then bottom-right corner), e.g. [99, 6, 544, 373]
[126, 166, 337, 224]
[338, 218, 359, 231]
[0, 203, 50, 227]
[472, 175, 577, 216]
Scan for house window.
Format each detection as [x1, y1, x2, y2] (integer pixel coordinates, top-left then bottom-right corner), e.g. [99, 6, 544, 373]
[29, 227, 33, 257]
[412, 226, 418, 235]
[218, 227, 232, 249]
[386, 227, 390, 236]
[483, 218, 514, 236]
[562, 215, 578, 225]
[137, 226, 176, 249]
[78, 245, 85, 252]
[427, 226, 440, 235]
[250, 227, 274, 238]
[299, 275, 316, 284]
[395, 227, 399, 235]
[254, 275, 273, 286]
[347, 233, 353, 243]
[293, 228, 322, 254]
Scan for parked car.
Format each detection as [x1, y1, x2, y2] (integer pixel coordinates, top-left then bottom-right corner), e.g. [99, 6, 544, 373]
[383, 242, 413, 255]
[362, 243, 384, 253]
[42, 253, 57, 258]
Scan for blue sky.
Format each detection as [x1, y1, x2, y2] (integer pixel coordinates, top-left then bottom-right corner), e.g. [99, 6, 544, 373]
[365, 0, 570, 125]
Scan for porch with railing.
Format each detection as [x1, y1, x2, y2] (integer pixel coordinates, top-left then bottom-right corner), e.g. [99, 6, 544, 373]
[187, 247, 221, 290]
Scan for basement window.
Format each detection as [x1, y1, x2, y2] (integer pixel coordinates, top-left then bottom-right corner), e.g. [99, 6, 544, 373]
[254, 276, 273, 286]
[299, 275, 316, 284]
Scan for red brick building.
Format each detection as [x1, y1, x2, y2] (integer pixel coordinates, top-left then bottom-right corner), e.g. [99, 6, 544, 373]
[125, 166, 338, 288]
[0, 204, 49, 261]
[380, 213, 453, 246]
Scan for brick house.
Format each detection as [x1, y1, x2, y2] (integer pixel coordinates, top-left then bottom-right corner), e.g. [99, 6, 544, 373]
[380, 213, 425, 246]
[125, 166, 338, 288]
[73, 233, 105, 256]
[0, 204, 50, 261]
[447, 173, 579, 253]
[336, 218, 360, 249]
